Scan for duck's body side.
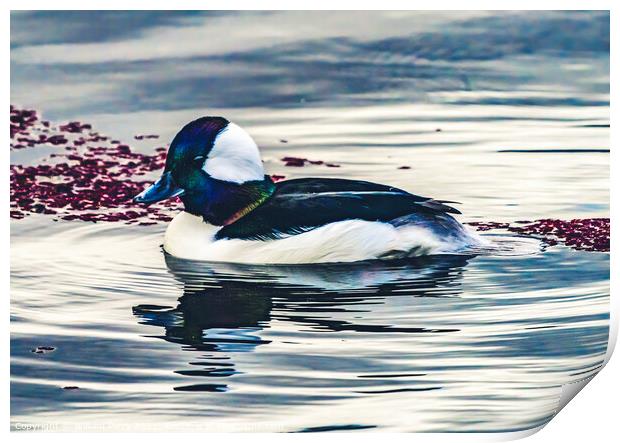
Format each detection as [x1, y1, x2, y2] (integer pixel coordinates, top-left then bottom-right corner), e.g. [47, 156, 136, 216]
[163, 178, 481, 264]
[134, 116, 481, 264]
[164, 211, 475, 264]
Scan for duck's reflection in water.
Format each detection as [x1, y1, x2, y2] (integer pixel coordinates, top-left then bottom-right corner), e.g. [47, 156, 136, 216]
[133, 254, 471, 392]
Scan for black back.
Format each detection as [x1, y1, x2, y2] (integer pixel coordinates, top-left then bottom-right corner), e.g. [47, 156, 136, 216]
[215, 178, 461, 240]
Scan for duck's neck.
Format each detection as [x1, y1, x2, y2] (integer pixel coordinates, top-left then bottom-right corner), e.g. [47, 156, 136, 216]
[183, 176, 275, 226]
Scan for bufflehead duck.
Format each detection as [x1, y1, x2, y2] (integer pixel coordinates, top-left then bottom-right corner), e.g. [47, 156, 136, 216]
[134, 117, 480, 264]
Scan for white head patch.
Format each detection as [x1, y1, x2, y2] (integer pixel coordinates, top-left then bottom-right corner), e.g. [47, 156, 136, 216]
[203, 122, 264, 184]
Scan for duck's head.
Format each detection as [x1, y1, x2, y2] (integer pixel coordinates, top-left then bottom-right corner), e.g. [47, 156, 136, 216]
[134, 117, 275, 225]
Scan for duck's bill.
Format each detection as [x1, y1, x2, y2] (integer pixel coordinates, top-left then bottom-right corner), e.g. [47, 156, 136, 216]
[133, 171, 185, 204]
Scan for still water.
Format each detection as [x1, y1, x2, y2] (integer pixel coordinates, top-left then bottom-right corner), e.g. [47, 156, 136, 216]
[10, 11, 609, 432]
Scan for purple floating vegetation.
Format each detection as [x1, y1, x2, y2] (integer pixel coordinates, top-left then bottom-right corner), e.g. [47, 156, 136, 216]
[281, 156, 341, 168]
[281, 156, 306, 167]
[466, 221, 510, 231]
[10, 105, 38, 139]
[507, 218, 609, 252]
[59, 121, 92, 133]
[10, 105, 178, 224]
[134, 134, 160, 140]
[467, 218, 609, 252]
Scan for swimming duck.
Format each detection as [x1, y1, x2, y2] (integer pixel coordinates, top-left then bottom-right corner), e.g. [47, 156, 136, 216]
[133, 117, 480, 264]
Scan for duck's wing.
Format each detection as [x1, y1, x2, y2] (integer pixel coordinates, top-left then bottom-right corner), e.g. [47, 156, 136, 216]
[215, 178, 461, 241]
[276, 178, 460, 214]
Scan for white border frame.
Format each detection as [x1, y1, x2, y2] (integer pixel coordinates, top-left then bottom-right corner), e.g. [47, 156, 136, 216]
[4, 2, 616, 441]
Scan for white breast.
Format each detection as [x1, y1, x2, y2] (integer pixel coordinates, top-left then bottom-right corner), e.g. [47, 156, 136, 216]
[163, 212, 477, 264]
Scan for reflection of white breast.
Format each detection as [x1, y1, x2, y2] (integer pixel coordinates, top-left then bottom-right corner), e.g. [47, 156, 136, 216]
[164, 211, 478, 265]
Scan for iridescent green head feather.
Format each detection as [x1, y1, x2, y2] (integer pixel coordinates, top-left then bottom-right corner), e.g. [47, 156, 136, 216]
[134, 117, 273, 225]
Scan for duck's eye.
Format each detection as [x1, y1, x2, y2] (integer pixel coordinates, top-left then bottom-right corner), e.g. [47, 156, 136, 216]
[192, 155, 205, 167]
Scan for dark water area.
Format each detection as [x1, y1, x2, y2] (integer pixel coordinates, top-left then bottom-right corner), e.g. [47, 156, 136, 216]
[10, 11, 609, 432]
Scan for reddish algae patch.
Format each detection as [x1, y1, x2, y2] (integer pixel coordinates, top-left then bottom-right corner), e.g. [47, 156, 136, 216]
[507, 218, 609, 252]
[134, 134, 160, 140]
[467, 219, 609, 252]
[281, 156, 341, 168]
[10, 105, 178, 224]
[466, 221, 511, 231]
